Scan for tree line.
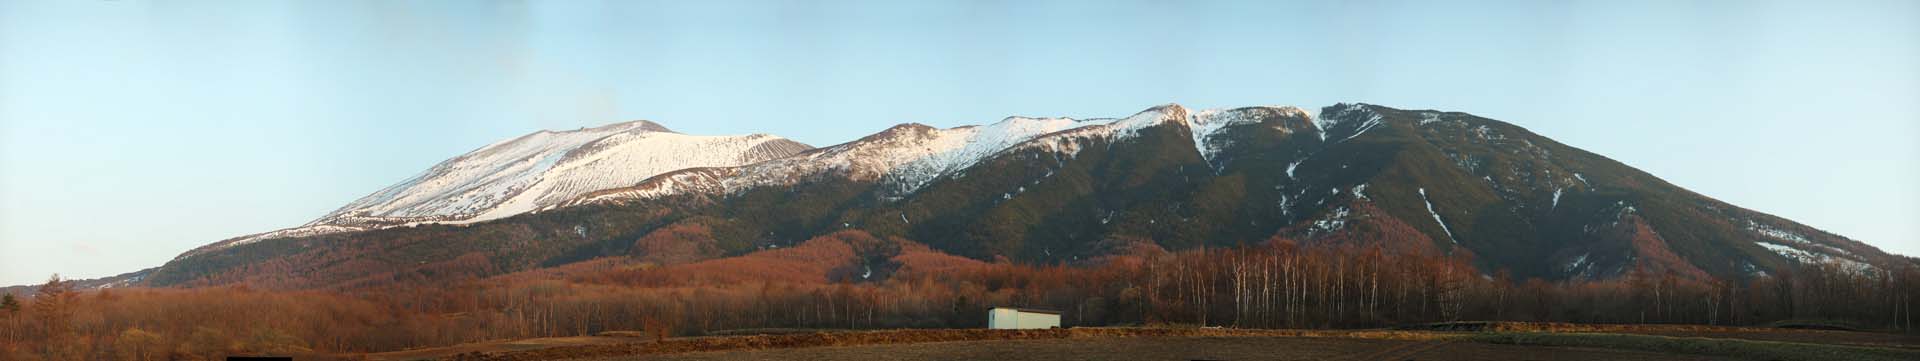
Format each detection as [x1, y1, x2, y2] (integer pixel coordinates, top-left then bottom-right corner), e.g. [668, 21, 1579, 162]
[2, 231, 1915, 360]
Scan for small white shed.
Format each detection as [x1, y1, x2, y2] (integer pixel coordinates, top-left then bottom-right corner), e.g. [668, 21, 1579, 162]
[987, 307, 1061, 329]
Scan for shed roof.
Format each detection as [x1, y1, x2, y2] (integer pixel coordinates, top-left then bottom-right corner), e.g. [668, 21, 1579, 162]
[990, 307, 1062, 315]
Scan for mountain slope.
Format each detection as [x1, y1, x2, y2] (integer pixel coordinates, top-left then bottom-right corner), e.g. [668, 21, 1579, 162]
[1264, 104, 1896, 279]
[175, 120, 810, 259]
[319, 120, 809, 227]
[139, 103, 1907, 290]
[571, 103, 1903, 280]
[568, 106, 1200, 205]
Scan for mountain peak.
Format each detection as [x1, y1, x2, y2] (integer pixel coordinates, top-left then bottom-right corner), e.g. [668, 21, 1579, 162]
[988, 116, 1079, 128]
[301, 118, 808, 230]
[1142, 103, 1191, 119]
[1102, 103, 1191, 133]
[593, 119, 675, 133]
[530, 120, 675, 136]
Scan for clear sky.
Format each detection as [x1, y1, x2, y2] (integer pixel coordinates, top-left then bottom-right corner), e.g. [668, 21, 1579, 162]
[1, 0, 1915, 286]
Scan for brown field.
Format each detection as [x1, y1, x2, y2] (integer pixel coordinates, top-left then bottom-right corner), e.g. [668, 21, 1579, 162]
[1406, 321, 1920, 349]
[584, 337, 1738, 361]
[359, 324, 1920, 361]
[364, 336, 636, 361]
[1614, 328, 1920, 349]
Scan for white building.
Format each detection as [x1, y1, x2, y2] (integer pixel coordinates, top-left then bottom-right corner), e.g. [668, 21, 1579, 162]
[987, 307, 1061, 329]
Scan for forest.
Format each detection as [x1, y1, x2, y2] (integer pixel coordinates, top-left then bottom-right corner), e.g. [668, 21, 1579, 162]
[2, 230, 1916, 360]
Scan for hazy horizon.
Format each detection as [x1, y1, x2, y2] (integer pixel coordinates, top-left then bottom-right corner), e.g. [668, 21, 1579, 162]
[3, 0, 1917, 286]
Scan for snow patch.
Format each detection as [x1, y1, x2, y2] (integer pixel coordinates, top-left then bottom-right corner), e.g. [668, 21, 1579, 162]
[1320, 103, 1384, 144]
[1564, 253, 1590, 273]
[180, 224, 365, 259]
[1311, 206, 1352, 234]
[1472, 125, 1504, 140]
[1418, 188, 1459, 244]
[1551, 188, 1563, 210]
[1757, 242, 1873, 272]
[1741, 261, 1767, 278]
[1603, 201, 1640, 225]
[1744, 220, 1811, 245]
[1306, 106, 1327, 141]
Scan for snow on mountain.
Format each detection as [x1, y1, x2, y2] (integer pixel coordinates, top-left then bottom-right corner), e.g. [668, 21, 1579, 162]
[1745, 219, 1813, 245]
[575, 115, 1107, 202]
[1189, 106, 1311, 165]
[156, 102, 1906, 285]
[189, 103, 1560, 261]
[1418, 188, 1460, 244]
[1757, 241, 1872, 272]
[579, 104, 1308, 205]
[318, 120, 808, 226]
[176, 224, 367, 260]
[1319, 103, 1385, 144]
[183, 120, 810, 258]
[1006, 104, 1187, 156]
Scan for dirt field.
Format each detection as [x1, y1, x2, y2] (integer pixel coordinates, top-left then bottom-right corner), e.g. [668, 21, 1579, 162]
[1410, 321, 1920, 349]
[583, 336, 1741, 361]
[1629, 329, 1920, 349]
[364, 325, 1920, 361]
[366, 336, 637, 361]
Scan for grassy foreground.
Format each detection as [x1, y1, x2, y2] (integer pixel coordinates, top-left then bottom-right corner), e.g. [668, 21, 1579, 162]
[435, 328, 1442, 361]
[1469, 332, 1920, 361]
[416, 325, 1919, 361]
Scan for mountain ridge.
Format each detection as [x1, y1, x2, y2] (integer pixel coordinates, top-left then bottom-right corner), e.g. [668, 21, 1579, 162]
[176, 120, 812, 259]
[113, 102, 1913, 290]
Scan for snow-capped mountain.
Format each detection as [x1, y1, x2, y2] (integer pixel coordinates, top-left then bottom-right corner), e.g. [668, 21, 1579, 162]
[572, 104, 1307, 204]
[315, 120, 809, 226]
[576, 103, 1897, 281]
[177, 120, 809, 258]
[144, 103, 1909, 290]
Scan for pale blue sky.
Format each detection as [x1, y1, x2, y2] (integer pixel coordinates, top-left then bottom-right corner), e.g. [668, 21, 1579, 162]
[1, 0, 1915, 286]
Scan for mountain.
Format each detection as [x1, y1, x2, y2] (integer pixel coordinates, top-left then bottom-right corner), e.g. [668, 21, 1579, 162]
[174, 120, 811, 259]
[127, 103, 1905, 290]
[310, 120, 810, 227]
[570, 104, 1209, 204]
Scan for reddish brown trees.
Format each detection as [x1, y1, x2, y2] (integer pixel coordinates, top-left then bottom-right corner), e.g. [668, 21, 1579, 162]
[3, 237, 1915, 357]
